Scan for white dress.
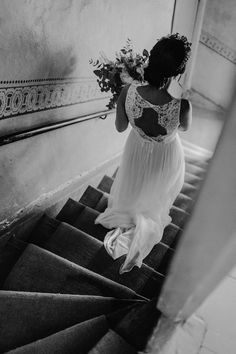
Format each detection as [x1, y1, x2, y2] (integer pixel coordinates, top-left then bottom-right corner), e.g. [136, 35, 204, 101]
[95, 83, 185, 274]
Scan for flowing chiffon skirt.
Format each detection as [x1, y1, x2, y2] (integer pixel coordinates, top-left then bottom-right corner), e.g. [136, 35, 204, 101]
[95, 128, 185, 274]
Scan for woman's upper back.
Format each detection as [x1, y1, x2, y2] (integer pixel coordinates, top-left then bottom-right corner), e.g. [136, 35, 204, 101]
[125, 83, 184, 142]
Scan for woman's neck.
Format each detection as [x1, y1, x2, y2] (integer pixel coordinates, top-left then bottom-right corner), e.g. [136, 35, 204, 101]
[145, 78, 172, 92]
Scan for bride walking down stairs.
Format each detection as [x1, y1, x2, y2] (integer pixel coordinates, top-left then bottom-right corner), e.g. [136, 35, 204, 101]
[0, 139, 211, 353]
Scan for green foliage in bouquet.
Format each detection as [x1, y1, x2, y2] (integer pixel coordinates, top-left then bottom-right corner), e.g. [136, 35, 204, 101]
[89, 39, 149, 109]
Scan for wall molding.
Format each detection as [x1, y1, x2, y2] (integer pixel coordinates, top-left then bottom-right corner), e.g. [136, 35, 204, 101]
[200, 30, 236, 65]
[0, 77, 108, 120]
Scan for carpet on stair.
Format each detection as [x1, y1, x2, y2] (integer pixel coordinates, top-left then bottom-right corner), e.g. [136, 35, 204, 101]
[0, 237, 27, 287]
[78, 187, 187, 248]
[55, 199, 175, 275]
[79, 186, 188, 244]
[184, 171, 203, 185]
[88, 330, 137, 354]
[6, 315, 109, 354]
[29, 215, 165, 298]
[181, 182, 198, 199]
[107, 297, 161, 352]
[0, 290, 141, 353]
[57, 199, 108, 242]
[2, 244, 146, 300]
[161, 223, 182, 249]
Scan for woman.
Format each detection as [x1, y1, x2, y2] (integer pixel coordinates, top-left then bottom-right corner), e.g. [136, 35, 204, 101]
[95, 33, 192, 274]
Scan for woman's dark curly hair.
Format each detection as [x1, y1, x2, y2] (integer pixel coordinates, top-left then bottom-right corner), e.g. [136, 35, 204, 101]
[144, 33, 192, 89]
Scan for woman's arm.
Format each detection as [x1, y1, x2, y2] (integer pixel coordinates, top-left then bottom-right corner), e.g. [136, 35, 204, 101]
[115, 85, 130, 132]
[178, 98, 192, 131]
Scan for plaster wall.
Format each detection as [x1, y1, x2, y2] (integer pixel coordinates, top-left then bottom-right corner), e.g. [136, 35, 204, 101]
[191, 0, 236, 110]
[192, 44, 235, 109]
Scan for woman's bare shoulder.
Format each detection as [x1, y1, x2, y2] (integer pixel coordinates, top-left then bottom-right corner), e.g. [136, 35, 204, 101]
[118, 84, 131, 102]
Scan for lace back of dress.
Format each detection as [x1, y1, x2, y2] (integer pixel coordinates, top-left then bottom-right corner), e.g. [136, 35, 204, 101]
[125, 84, 181, 143]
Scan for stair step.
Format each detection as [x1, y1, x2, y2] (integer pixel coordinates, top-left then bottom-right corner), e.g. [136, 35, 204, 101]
[2, 244, 144, 300]
[182, 139, 212, 159]
[79, 186, 104, 210]
[108, 298, 161, 351]
[30, 215, 164, 298]
[144, 242, 174, 274]
[185, 163, 206, 178]
[0, 238, 27, 286]
[56, 199, 174, 273]
[170, 206, 189, 229]
[61, 194, 182, 250]
[79, 185, 189, 232]
[97, 175, 114, 194]
[29, 214, 104, 270]
[57, 199, 108, 242]
[181, 182, 198, 199]
[6, 315, 110, 354]
[173, 193, 194, 213]
[162, 223, 182, 249]
[79, 185, 104, 210]
[185, 155, 209, 170]
[88, 329, 137, 354]
[89, 192, 184, 248]
[0, 291, 136, 353]
[184, 171, 203, 186]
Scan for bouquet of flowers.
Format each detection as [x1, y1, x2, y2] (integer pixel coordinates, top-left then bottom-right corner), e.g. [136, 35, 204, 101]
[89, 39, 149, 109]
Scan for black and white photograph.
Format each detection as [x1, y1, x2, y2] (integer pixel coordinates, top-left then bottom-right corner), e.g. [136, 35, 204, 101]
[0, 0, 236, 353]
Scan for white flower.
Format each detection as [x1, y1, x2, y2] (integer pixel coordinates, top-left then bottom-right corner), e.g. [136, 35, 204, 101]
[136, 66, 144, 76]
[120, 69, 134, 84]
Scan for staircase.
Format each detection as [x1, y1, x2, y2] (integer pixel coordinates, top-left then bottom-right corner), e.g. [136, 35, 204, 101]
[0, 140, 211, 353]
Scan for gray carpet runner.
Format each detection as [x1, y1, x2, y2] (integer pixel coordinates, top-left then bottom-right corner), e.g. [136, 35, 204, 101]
[0, 141, 210, 353]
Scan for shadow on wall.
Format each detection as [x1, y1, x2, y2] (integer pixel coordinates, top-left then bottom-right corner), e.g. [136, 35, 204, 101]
[37, 46, 77, 78]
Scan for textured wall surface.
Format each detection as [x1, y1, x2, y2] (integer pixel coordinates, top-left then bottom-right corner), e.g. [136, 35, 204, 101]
[0, 0, 174, 135]
[0, 0, 174, 226]
[192, 0, 236, 110]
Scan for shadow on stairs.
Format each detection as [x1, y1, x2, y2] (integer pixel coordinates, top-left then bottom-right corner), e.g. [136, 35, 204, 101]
[0, 140, 211, 353]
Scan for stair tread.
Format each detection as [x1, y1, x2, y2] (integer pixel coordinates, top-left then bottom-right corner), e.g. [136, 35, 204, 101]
[181, 139, 212, 158]
[78, 186, 188, 239]
[57, 199, 108, 241]
[79, 186, 183, 248]
[6, 315, 110, 354]
[108, 298, 161, 351]
[88, 329, 137, 354]
[0, 290, 140, 353]
[2, 244, 145, 300]
[185, 164, 206, 178]
[55, 200, 174, 274]
[185, 155, 209, 169]
[185, 171, 203, 184]
[79, 185, 189, 228]
[0, 238, 27, 286]
[29, 215, 165, 298]
[162, 223, 182, 249]
[57, 195, 182, 258]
